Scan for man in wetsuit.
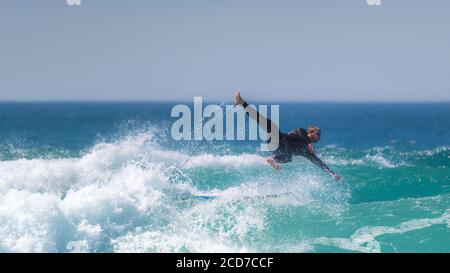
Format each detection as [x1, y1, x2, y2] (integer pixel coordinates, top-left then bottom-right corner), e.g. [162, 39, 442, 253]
[235, 91, 341, 181]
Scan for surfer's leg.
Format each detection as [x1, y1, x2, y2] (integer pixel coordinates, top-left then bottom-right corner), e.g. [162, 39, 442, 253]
[234, 91, 280, 136]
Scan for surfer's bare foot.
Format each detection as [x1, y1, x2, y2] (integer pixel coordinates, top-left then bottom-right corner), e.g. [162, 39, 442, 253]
[234, 91, 245, 106]
[267, 157, 281, 171]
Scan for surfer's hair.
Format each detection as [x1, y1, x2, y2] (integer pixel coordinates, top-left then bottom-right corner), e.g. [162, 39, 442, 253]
[307, 125, 321, 134]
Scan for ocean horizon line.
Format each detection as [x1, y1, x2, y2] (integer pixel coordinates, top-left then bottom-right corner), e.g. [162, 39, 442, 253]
[0, 100, 449, 104]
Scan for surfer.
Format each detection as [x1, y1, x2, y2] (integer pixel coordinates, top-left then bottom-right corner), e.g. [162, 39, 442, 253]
[234, 91, 341, 181]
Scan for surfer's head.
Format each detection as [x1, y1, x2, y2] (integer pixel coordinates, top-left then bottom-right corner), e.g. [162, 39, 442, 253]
[307, 125, 321, 143]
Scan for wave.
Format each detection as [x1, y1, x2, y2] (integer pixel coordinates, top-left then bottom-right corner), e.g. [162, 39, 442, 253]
[0, 132, 349, 252]
[1, 130, 447, 252]
[300, 209, 450, 253]
[319, 145, 449, 168]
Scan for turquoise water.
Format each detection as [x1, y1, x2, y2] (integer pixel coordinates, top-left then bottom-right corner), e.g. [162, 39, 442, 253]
[0, 102, 449, 252]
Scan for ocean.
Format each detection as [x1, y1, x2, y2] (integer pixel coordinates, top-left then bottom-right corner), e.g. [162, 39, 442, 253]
[0, 102, 449, 253]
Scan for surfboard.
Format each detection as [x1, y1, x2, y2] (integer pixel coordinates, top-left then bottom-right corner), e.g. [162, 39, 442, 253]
[175, 191, 293, 201]
[242, 191, 293, 200]
[175, 194, 218, 201]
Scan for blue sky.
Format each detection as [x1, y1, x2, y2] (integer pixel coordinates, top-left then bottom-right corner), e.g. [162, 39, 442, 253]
[0, 0, 449, 101]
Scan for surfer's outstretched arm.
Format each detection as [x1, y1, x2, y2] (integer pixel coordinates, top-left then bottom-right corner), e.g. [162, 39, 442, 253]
[304, 152, 341, 181]
[234, 91, 280, 136]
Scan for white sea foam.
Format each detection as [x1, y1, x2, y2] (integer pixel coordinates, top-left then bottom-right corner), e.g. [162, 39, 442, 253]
[1, 132, 343, 252]
[0, 130, 356, 252]
[182, 154, 267, 169]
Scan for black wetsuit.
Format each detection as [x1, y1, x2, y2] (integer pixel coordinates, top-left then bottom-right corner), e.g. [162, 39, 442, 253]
[243, 102, 335, 175]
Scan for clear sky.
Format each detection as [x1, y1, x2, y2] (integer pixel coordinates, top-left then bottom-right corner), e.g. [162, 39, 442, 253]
[0, 0, 449, 102]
